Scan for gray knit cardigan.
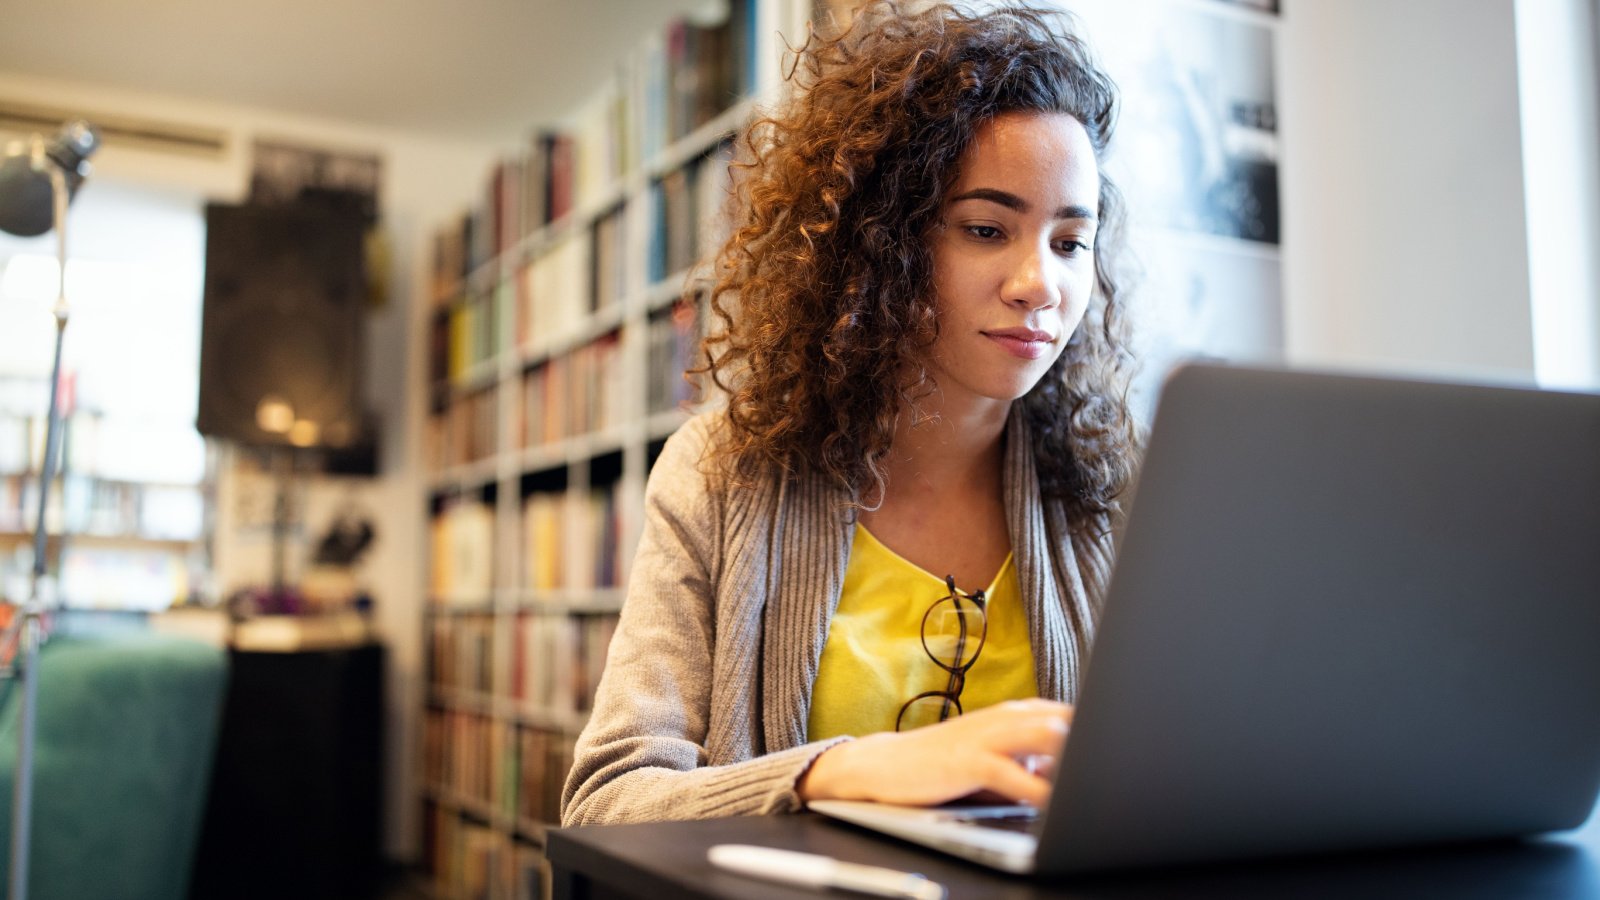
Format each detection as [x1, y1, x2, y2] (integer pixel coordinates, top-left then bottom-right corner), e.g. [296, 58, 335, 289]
[560, 407, 1115, 826]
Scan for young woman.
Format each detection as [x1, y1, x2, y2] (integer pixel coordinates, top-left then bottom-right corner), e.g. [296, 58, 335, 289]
[562, 1, 1138, 826]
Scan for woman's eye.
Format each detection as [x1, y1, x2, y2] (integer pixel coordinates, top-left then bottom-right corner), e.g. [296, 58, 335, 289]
[965, 225, 1002, 240]
[1054, 238, 1093, 256]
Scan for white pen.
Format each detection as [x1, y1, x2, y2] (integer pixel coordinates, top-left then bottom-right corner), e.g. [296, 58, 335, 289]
[707, 844, 947, 900]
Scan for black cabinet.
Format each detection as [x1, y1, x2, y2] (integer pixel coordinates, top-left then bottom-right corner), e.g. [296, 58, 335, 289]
[191, 643, 384, 900]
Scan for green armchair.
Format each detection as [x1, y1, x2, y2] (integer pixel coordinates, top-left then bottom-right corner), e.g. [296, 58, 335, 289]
[0, 632, 228, 900]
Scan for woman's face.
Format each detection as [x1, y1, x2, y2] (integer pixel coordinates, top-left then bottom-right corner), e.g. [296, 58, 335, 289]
[925, 110, 1101, 416]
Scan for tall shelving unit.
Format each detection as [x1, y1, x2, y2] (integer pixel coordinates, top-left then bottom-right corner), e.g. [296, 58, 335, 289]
[419, 2, 803, 896]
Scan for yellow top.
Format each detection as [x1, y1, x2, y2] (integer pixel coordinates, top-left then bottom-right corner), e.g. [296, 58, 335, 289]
[807, 524, 1038, 740]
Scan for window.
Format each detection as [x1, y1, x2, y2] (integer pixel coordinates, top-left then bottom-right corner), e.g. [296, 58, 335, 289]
[0, 178, 208, 610]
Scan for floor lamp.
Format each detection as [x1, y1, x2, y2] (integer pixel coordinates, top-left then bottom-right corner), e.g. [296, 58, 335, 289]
[0, 120, 99, 900]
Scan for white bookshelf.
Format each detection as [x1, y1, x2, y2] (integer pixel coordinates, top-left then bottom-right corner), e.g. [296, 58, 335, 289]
[419, 1, 806, 895]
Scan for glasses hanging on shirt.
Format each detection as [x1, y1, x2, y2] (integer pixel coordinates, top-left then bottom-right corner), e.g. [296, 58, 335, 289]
[896, 574, 988, 731]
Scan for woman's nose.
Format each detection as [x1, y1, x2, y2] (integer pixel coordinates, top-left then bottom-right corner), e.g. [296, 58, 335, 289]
[1002, 242, 1060, 311]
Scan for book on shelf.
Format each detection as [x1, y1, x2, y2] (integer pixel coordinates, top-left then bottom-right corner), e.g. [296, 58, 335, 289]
[493, 717, 516, 817]
[424, 709, 585, 832]
[476, 387, 497, 460]
[518, 484, 624, 594]
[446, 301, 474, 380]
[549, 133, 576, 224]
[577, 613, 619, 711]
[0, 473, 181, 545]
[517, 230, 591, 351]
[565, 332, 625, 438]
[489, 157, 524, 258]
[569, 485, 623, 591]
[435, 207, 492, 288]
[522, 132, 552, 239]
[637, 30, 669, 166]
[435, 384, 496, 468]
[430, 709, 493, 804]
[517, 727, 577, 825]
[514, 844, 547, 900]
[513, 612, 619, 716]
[500, 723, 522, 826]
[661, 2, 761, 147]
[446, 289, 506, 381]
[431, 223, 467, 303]
[520, 614, 574, 716]
[423, 416, 445, 474]
[509, 614, 526, 704]
[590, 204, 628, 315]
[465, 201, 487, 280]
[423, 709, 443, 787]
[520, 491, 565, 592]
[650, 165, 695, 284]
[427, 308, 452, 412]
[433, 0, 764, 287]
[444, 405, 468, 472]
[516, 363, 543, 451]
[493, 278, 515, 359]
[429, 613, 496, 693]
[0, 474, 23, 533]
[458, 821, 514, 899]
[541, 358, 565, 447]
[513, 260, 534, 349]
[430, 499, 495, 603]
[516, 340, 626, 451]
[646, 139, 736, 288]
[647, 299, 702, 415]
[664, 21, 702, 147]
[521, 357, 569, 450]
[571, 81, 626, 214]
[429, 606, 618, 720]
[696, 138, 737, 266]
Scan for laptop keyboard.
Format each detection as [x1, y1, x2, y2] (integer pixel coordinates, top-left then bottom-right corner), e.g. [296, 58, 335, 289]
[944, 806, 1040, 834]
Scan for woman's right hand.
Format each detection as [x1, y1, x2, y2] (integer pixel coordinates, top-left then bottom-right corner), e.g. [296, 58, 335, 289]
[796, 698, 1072, 808]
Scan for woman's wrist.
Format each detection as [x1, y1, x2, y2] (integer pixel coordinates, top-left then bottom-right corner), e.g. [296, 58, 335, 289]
[798, 733, 890, 803]
[797, 740, 850, 803]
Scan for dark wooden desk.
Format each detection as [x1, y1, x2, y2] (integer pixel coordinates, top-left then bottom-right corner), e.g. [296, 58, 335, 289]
[190, 643, 385, 900]
[549, 809, 1600, 899]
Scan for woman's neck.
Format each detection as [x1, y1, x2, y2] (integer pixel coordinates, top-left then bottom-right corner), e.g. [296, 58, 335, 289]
[873, 396, 1010, 506]
[857, 396, 1014, 589]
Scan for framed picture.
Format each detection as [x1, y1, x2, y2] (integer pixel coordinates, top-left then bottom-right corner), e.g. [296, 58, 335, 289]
[1067, 0, 1285, 413]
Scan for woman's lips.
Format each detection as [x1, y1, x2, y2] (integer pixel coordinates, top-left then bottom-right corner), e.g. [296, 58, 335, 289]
[983, 329, 1054, 359]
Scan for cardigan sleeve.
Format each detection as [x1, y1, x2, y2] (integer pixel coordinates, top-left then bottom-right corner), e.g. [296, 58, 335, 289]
[560, 416, 848, 826]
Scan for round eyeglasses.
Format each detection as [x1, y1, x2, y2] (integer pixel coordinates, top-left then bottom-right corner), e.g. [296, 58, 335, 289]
[895, 574, 988, 731]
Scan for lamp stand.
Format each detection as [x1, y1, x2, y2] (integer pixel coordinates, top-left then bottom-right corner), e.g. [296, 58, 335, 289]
[0, 143, 72, 900]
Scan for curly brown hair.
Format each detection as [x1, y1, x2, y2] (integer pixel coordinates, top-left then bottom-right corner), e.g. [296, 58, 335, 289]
[695, 0, 1139, 530]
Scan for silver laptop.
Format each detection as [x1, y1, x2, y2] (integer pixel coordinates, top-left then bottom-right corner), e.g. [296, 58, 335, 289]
[812, 362, 1600, 875]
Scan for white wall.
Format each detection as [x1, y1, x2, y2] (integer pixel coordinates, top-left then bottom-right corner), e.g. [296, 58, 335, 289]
[0, 69, 499, 860]
[1515, 0, 1600, 389]
[1277, 0, 1542, 382]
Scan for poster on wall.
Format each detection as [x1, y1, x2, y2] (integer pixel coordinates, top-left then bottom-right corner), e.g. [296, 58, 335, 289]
[1100, 1, 1279, 244]
[1066, 0, 1283, 414]
[1213, 0, 1279, 13]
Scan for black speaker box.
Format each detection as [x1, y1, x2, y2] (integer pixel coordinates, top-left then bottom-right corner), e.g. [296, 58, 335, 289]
[198, 203, 366, 448]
